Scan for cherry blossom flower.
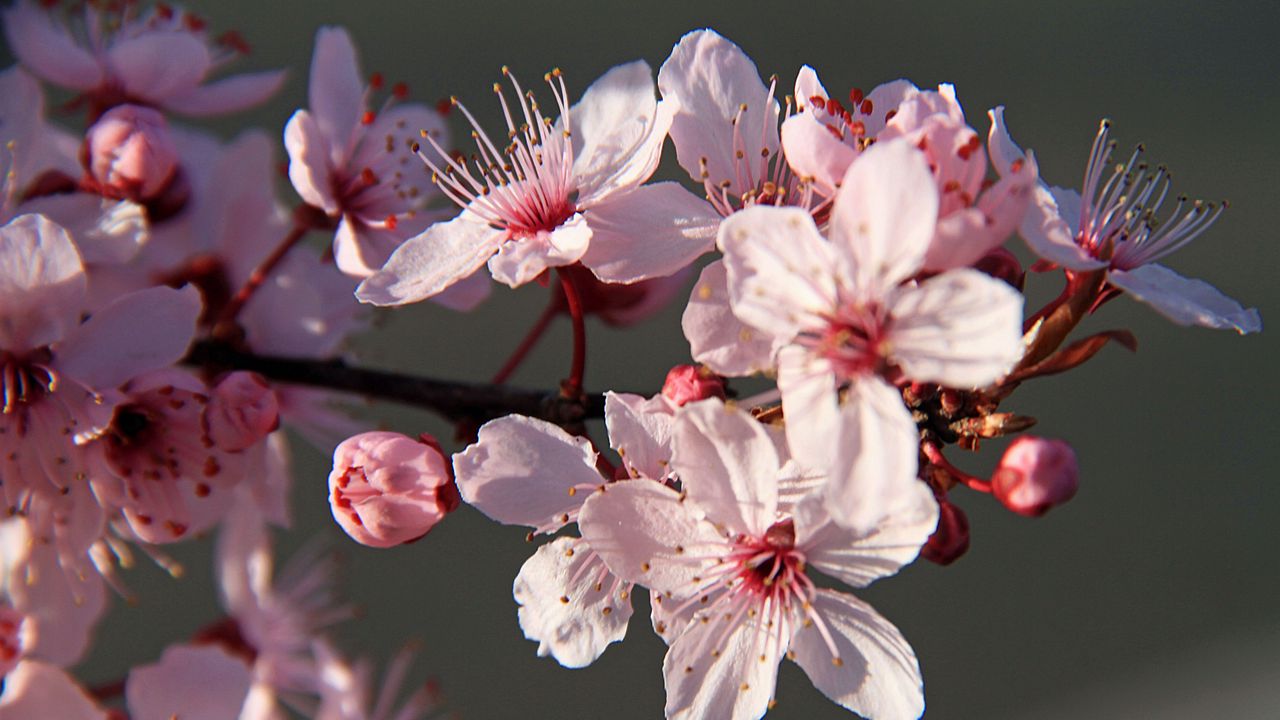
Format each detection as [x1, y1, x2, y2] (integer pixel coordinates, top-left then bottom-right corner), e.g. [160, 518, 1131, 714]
[715, 139, 1023, 532]
[578, 399, 937, 720]
[286, 27, 468, 283]
[990, 111, 1261, 334]
[2, 0, 285, 117]
[125, 642, 280, 720]
[357, 60, 718, 305]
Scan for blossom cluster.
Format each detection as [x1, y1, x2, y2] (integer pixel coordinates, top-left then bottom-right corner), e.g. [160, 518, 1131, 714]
[0, 3, 1261, 719]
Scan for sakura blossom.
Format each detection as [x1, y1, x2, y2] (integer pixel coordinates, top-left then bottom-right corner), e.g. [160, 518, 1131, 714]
[578, 399, 937, 719]
[991, 111, 1261, 334]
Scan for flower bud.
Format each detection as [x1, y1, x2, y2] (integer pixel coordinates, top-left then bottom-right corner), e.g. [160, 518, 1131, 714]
[329, 431, 460, 548]
[921, 494, 969, 565]
[84, 104, 178, 200]
[972, 246, 1024, 291]
[991, 436, 1079, 517]
[206, 372, 279, 452]
[661, 365, 726, 407]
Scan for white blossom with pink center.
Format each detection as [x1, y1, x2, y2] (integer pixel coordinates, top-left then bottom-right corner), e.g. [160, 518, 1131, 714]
[452, 390, 682, 668]
[713, 139, 1023, 532]
[2, 0, 285, 117]
[357, 59, 719, 305]
[991, 110, 1260, 333]
[286, 27, 471, 285]
[578, 398, 937, 720]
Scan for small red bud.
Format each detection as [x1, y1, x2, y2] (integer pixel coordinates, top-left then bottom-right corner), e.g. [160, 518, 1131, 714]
[922, 495, 969, 565]
[661, 365, 726, 407]
[991, 436, 1079, 517]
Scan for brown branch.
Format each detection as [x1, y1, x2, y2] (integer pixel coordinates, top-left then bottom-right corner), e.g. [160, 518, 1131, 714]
[186, 341, 606, 426]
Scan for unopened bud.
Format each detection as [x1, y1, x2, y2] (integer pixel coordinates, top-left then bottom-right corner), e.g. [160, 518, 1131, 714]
[329, 431, 460, 548]
[991, 436, 1079, 517]
[921, 494, 969, 565]
[972, 246, 1024, 291]
[84, 104, 178, 200]
[661, 365, 726, 407]
[206, 372, 279, 452]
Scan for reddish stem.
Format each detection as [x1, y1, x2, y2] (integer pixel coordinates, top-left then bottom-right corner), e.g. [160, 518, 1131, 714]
[922, 442, 992, 494]
[215, 206, 322, 330]
[490, 294, 559, 384]
[556, 268, 587, 396]
[89, 678, 126, 702]
[1023, 273, 1072, 333]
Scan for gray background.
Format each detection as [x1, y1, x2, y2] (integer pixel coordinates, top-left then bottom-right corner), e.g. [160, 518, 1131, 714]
[7, 0, 1279, 717]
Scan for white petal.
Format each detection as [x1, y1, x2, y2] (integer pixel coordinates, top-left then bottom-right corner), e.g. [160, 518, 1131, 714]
[284, 109, 340, 214]
[681, 261, 775, 377]
[888, 268, 1024, 388]
[108, 32, 210, 102]
[825, 378, 920, 535]
[332, 215, 400, 278]
[777, 345, 839, 470]
[662, 598, 788, 720]
[986, 106, 1023, 178]
[512, 537, 633, 668]
[18, 194, 148, 265]
[829, 139, 937, 296]
[720, 205, 836, 343]
[356, 212, 502, 305]
[780, 111, 857, 193]
[126, 643, 254, 720]
[1109, 264, 1262, 334]
[6, 542, 105, 667]
[790, 590, 925, 720]
[1020, 185, 1106, 270]
[487, 214, 591, 288]
[453, 415, 600, 530]
[0, 660, 107, 720]
[571, 60, 667, 204]
[56, 285, 201, 390]
[795, 487, 937, 589]
[1, 2, 102, 90]
[0, 213, 85, 351]
[578, 480, 724, 596]
[163, 70, 287, 117]
[659, 29, 778, 190]
[579, 183, 719, 283]
[672, 398, 781, 537]
[307, 27, 364, 159]
[604, 392, 674, 481]
[793, 65, 827, 111]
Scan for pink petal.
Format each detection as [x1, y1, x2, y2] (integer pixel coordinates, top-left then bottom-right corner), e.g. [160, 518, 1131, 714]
[777, 345, 840, 469]
[512, 536, 632, 668]
[6, 540, 106, 667]
[163, 70, 288, 116]
[18, 194, 148, 265]
[889, 268, 1024, 387]
[671, 398, 780, 537]
[56, 285, 201, 390]
[1109, 264, 1262, 334]
[604, 392, 673, 481]
[794, 489, 937, 589]
[577, 480, 723, 595]
[829, 139, 938, 297]
[108, 31, 210, 103]
[126, 643, 254, 720]
[825, 378, 921, 535]
[488, 213, 591, 288]
[0, 214, 85, 351]
[571, 60, 668, 205]
[986, 106, 1024, 179]
[356, 212, 503, 306]
[780, 111, 857, 194]
[658, 29, 778, 191]
[680, 261, 774, 376]
[662, 598, 788, 720]
[1, 1, 102, 90]
[720, 205, 836, 343]
[306, 27, 364, 156]
[333, 215, 401, 278]
[284, 109, 340, 214]
[793, 65, 826, 110]
[453, 415, 600, 531]
[579, 182, 718, 283]
[1020, 185, 1106, 270]
[0, 660, 107, 720]
[789, 589, 925, 720]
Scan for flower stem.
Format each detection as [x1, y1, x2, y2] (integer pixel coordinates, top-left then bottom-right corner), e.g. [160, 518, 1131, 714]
[556, 267, 587, 396]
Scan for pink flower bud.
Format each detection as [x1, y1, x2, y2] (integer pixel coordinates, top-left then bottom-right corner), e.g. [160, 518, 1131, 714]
[922, 494, 969, 565]
[661, 365, 726, 407]
[84, 104, 178, 200]
[991, 436, 1079, 517]
[329, 431, 460, 548]
[206, 372, 279, 452]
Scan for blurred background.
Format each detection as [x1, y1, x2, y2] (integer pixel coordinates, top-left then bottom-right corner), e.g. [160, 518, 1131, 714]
[6, 0, 1279, 717]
